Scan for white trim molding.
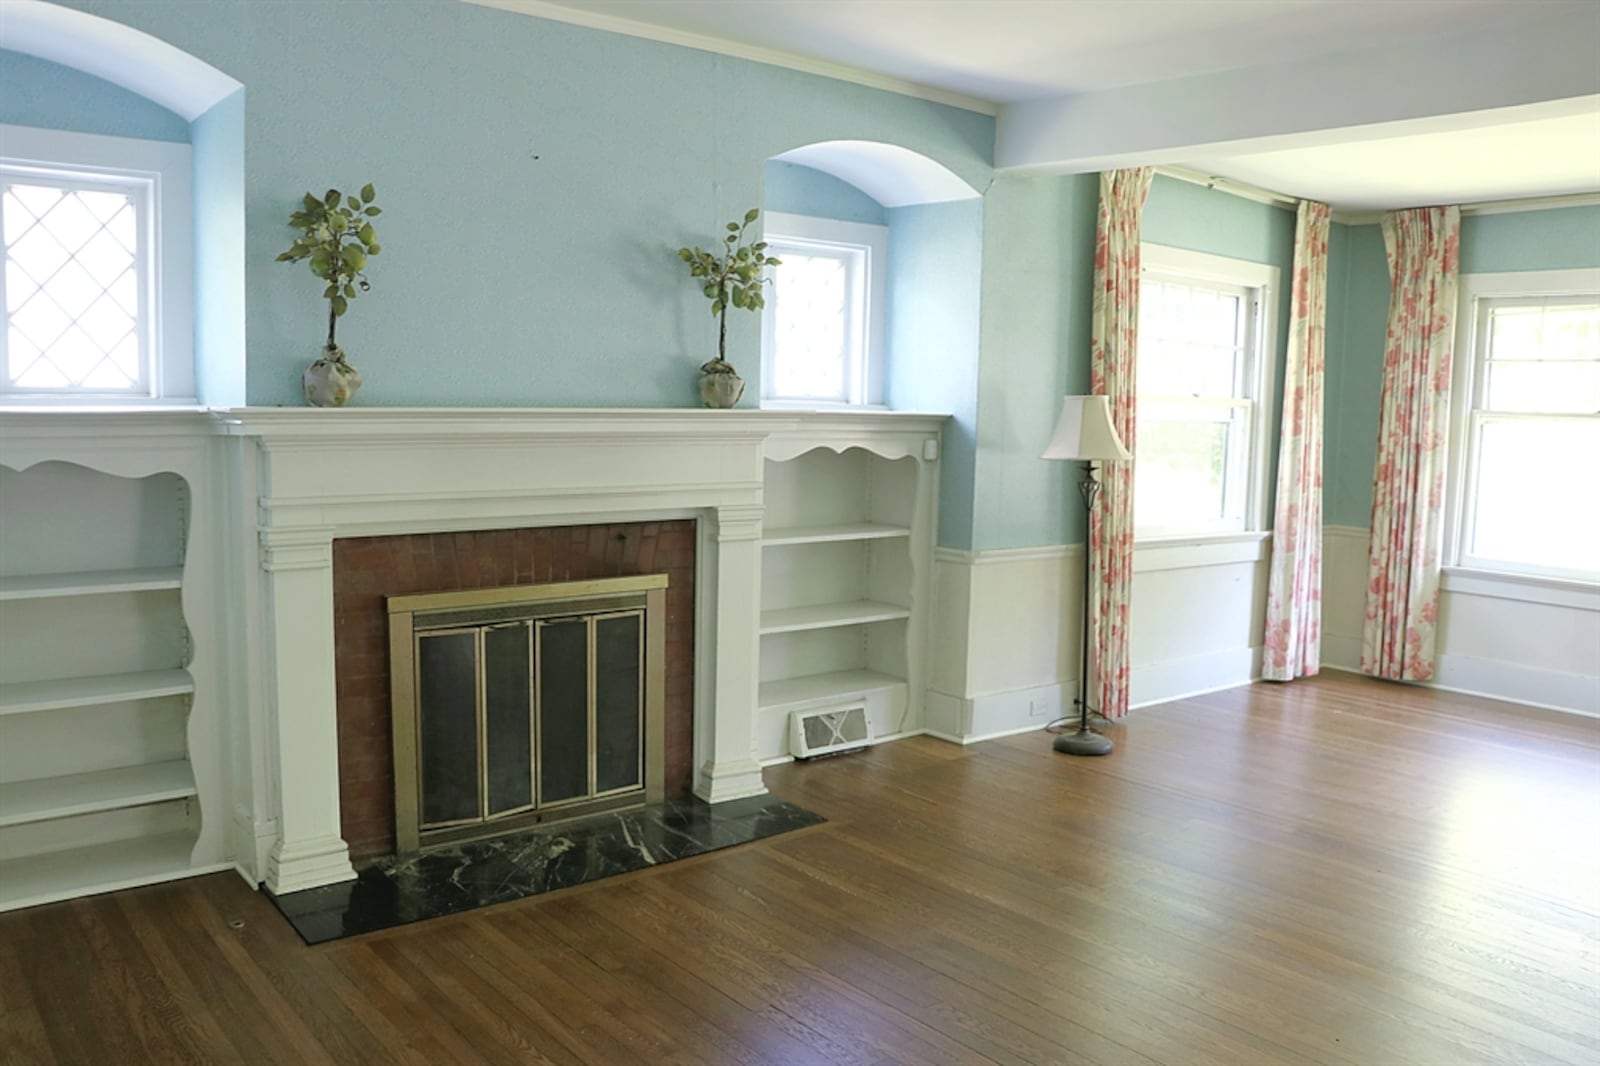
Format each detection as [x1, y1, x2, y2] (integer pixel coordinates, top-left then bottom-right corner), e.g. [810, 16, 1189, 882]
[459, 0, 996, 116]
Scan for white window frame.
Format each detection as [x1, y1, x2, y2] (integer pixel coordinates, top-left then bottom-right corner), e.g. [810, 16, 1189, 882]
[1, 124, 193, 404]
[1135, 244, 1278, 541]
[759, 211, 887, 409]
[1445, 267, 1600, 588]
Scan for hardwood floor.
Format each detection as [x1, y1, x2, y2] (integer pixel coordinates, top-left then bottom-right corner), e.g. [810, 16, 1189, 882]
[3, 672, 1597, 1064]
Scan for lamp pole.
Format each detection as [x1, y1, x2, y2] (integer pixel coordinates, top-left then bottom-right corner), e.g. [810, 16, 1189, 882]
[1053, 461, 1114, 756]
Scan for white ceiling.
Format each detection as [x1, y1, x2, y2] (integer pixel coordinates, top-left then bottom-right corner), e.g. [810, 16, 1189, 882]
[510, 0, 1600, 211]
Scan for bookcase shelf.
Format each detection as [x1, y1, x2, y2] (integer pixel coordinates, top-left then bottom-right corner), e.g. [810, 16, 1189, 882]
[0, 567, 183, 601]
[756, 427, 940, 760]
[0, 462, 205, 912]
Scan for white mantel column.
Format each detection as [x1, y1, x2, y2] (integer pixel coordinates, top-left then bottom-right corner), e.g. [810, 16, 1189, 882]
[259, 527, 356, 894]
[694, 503, 767, 802]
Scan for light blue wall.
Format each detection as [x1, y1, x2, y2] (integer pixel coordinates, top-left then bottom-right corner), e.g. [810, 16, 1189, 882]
[763, 161, 887, 226]
[1323, 222, 1389, 527]
[0, 48, 188, 143]
[885, 200, 983, 548]
[191, 90, 247, 406]
[1461, 204, 1600, 274]
[1323, 206, 1600, 528]
[970, 172, 1099, 551]
[53, 0, 993, 407]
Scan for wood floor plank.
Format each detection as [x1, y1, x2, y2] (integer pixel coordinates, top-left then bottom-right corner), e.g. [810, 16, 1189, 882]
[1, 674, 1596, 1064]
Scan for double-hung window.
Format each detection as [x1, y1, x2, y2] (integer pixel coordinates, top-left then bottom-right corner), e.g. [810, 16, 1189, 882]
[760, 212, 886, 407]
[1, 125, 192, 403]
[1134, 245, 1276, 538]
[1450, 271, 1600, 583]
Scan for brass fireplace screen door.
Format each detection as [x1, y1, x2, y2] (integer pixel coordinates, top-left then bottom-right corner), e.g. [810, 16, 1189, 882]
[387, 575, 667, 853]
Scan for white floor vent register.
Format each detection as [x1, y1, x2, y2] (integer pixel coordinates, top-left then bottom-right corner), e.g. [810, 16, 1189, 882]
[789, 703, 873, 760]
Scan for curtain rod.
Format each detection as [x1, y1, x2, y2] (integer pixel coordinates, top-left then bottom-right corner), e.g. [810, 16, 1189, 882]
[1155, 164, 1600, 220]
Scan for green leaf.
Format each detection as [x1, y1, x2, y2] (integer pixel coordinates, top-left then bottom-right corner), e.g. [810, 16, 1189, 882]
[275, 251, 296, 262]
[303, 193, 320, 211]
[743, 208, 759, 223]
[345, 195, 360, 211]
[361, 182, 375, 202]
[367, 243, 381, 255]
[323, 283, 338, 298]
[364, 206, 382, 216]
[324, 188, 340, 208]
[677, 248, 692, 261]
[726, 222, 739, 232]
[710, 300, 723, 316]
[331, 294, 349, 317]
[344, 283, 357, 299]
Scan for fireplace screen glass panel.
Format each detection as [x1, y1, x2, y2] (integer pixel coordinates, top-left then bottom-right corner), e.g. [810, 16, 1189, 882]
[418, 631, 481, 826]
[538, 618, 589, 804]
[595, 613, 643, 793]
[484, 623, 533, 815]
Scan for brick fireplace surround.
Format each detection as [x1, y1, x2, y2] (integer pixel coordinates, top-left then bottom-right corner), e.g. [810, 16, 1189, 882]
[332, 521, 696, 861]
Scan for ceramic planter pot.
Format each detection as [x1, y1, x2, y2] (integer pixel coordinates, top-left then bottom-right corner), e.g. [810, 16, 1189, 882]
[698, 360, 744, 409]
[304, 345, 363, 407]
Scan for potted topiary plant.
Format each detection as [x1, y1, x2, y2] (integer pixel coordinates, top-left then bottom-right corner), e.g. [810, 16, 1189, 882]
[677, 208, 781, 408]
[277, 183, 382, 406]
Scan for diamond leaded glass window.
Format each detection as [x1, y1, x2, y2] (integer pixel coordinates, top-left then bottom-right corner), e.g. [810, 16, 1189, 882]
[2, 172, 150, 395]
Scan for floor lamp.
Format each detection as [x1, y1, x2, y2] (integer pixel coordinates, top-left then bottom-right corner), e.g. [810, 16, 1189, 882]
[1042, 395, 1132, 756]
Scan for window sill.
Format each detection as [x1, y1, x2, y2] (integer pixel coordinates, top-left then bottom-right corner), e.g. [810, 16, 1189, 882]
[1133, 530, 1269, 573]
[1441, 567, 1600, 611]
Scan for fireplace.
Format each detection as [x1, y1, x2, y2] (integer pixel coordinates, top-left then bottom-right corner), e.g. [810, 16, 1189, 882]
[386, 575, 667, 853]
[226, 408, 778, 895]
[330, 522, 696, 860]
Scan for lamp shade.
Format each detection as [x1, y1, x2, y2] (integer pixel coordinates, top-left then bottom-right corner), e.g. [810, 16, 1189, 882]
[1041, 395, 1132, 461]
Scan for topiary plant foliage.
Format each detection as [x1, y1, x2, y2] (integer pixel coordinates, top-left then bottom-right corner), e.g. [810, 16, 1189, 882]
[277, 183, 382, 355]
[677, 208, 781, 374]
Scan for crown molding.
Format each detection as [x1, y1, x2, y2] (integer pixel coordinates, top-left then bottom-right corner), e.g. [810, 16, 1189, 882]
[459, 0, 998, 116]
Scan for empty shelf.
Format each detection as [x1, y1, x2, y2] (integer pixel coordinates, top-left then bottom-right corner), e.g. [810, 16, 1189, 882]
[762, 523, 911, 546]
[0, 760, 196, 827]
[759, 670, 905, 711]
[0, 670, 193, 716]
[0, 567, 183, 601]
[759, 600, 911, 635]
[0, 832, 199, 912]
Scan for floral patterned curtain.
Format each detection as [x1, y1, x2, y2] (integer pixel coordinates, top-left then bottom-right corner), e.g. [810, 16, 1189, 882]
[1263, 201, 1332, 681]
[1088, 167, 1154, 719]
[1361, 206, 1461, 681]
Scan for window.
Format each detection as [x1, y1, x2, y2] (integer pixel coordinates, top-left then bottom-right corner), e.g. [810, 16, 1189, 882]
[1135, 245, 1276, 537]
[760, 212, 886, 407]
[1450, 270, 1600, 583]
[1, 125, 192, 403]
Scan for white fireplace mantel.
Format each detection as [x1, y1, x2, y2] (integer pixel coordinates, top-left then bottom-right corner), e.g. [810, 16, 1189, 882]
[214, 407, 946, 894]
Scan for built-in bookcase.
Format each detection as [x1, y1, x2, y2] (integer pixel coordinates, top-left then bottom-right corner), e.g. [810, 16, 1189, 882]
[757, 421, 941, 761]
[0, 462, 202, 911]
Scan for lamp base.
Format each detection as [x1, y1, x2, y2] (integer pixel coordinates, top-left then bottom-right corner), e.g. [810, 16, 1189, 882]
[1052, 728, 1113, 757]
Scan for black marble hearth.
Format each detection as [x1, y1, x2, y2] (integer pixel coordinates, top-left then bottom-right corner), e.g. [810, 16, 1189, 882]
[267, 795, 825, 944]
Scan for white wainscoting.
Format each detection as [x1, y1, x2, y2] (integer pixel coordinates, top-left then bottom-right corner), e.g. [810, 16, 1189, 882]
[928, 534, 1269, 740]
[1321, 525, 1600, 716]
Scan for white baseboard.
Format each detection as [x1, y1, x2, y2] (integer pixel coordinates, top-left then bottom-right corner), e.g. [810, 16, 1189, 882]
[1317, 647, 1598, 719]
[1130, 646, 1261, 709]
[923, 681, 1072, 742]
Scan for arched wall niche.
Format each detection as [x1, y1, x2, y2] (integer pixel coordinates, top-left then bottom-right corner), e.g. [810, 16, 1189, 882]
[762, 139, 983, 548]
[0, 0, 246, 405]
[0, 0, 239, 120]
